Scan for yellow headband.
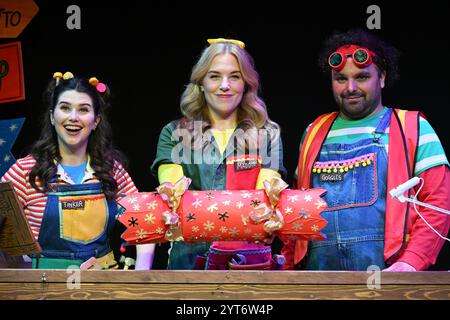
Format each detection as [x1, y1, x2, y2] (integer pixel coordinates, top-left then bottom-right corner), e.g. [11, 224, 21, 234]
[53, 71, 73, 86]
[207, 38, 245, 49]
[52, 72, 106, 93]
[53, 71, 74, 80]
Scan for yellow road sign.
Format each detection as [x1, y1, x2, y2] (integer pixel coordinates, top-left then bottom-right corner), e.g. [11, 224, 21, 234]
[0, 0, 39, 38]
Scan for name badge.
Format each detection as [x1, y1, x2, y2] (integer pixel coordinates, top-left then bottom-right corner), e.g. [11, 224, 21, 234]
[234, 159, 258, 172]
[61, 200, 85, 210]
[319, 173, 344, 182]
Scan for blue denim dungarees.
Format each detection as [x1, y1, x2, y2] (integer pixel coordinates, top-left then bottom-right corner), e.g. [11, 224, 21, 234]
[36, 182, 117, 268]
[306, 109, 391, 270]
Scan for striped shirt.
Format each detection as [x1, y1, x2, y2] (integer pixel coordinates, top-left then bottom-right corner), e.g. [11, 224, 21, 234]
[295, 107, 449, 178]
[1, 155, 138, 239]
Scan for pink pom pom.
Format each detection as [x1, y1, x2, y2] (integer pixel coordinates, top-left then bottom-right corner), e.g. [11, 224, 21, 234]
[96, 82, 107, 93]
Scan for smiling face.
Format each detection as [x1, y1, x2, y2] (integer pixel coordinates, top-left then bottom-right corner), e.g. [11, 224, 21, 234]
[331, 58, 385, 120]
[50, 90, 100, 157]
[201, 53, 245, 126]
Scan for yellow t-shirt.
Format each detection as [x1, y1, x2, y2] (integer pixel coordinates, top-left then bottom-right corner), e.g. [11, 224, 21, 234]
[210, 128, 235, 154]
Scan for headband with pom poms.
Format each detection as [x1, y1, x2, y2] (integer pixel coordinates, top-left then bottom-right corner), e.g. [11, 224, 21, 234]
[53, 71, 73, 86]
[89, 77, 107, 93]
[52, 71, 106, 93]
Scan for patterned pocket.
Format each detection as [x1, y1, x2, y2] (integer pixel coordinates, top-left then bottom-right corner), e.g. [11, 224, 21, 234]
[311, 152, 377, 210]
[59, 194, 108, 244]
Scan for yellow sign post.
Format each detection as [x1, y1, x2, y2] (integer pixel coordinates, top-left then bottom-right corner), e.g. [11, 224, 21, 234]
[0, 0, 39, 38]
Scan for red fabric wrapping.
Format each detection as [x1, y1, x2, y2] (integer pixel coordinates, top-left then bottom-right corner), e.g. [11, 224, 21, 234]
[118, 187, 328, 246]
[206, 242, 272, 270]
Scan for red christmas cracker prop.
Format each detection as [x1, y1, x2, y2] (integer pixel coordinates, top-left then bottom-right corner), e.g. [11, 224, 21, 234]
[118, 177, 328, 245]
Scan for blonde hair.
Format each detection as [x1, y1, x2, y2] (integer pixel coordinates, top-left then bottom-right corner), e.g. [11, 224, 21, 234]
[179, 42, 278, 131]
[175, 41, 280, 156]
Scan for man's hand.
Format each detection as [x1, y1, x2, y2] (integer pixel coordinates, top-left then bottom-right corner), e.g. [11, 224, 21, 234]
[383, 261, 417, 271]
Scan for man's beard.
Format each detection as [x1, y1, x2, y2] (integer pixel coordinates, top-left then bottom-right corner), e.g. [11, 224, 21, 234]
[338, 93, 378, 120]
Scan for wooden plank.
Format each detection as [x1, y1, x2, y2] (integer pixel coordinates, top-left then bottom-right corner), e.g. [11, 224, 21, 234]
[1, 270, 448, 300]
[0, 283, 449, 300]
[0, 269, 449, 284]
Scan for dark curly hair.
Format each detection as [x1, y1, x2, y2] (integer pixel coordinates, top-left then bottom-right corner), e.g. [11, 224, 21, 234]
[318, 29, 401, 87]
[29, 75, 127, 201]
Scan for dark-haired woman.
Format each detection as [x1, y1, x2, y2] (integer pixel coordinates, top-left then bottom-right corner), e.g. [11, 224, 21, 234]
[1, 72, 155, 269]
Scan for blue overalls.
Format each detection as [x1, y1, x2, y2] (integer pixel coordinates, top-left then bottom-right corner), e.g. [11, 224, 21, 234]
[305, 109, 391, 270]
[34, 181, 117, 269]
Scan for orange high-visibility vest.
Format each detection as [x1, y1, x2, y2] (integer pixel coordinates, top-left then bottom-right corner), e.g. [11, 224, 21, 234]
[291, 108, 420, 266]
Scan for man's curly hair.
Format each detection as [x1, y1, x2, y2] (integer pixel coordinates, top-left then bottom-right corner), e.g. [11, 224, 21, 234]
[318, 29, 400, 87]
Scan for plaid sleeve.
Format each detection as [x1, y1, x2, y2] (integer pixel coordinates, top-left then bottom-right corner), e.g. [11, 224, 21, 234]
[113, 161, 138, 199]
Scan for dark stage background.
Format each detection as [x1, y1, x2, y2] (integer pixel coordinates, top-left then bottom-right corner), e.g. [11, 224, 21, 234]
[0, 0, 448, 269]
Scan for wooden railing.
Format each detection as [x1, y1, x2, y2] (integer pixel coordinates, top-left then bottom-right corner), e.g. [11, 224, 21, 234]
[0, 269, 449, 300]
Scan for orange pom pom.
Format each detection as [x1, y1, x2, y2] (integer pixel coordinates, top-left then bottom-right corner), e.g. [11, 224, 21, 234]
[89, 77, 99, 86]
[53, 72, 63, 79]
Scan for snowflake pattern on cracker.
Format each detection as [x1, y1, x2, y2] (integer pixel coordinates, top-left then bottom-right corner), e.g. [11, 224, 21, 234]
[118, 185, 328, 245]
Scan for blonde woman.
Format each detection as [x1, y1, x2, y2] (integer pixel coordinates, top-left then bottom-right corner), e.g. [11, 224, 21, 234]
[137, 39, 286, 270]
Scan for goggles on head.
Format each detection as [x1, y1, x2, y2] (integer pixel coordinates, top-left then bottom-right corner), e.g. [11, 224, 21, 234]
[328, 44, 380, 72]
